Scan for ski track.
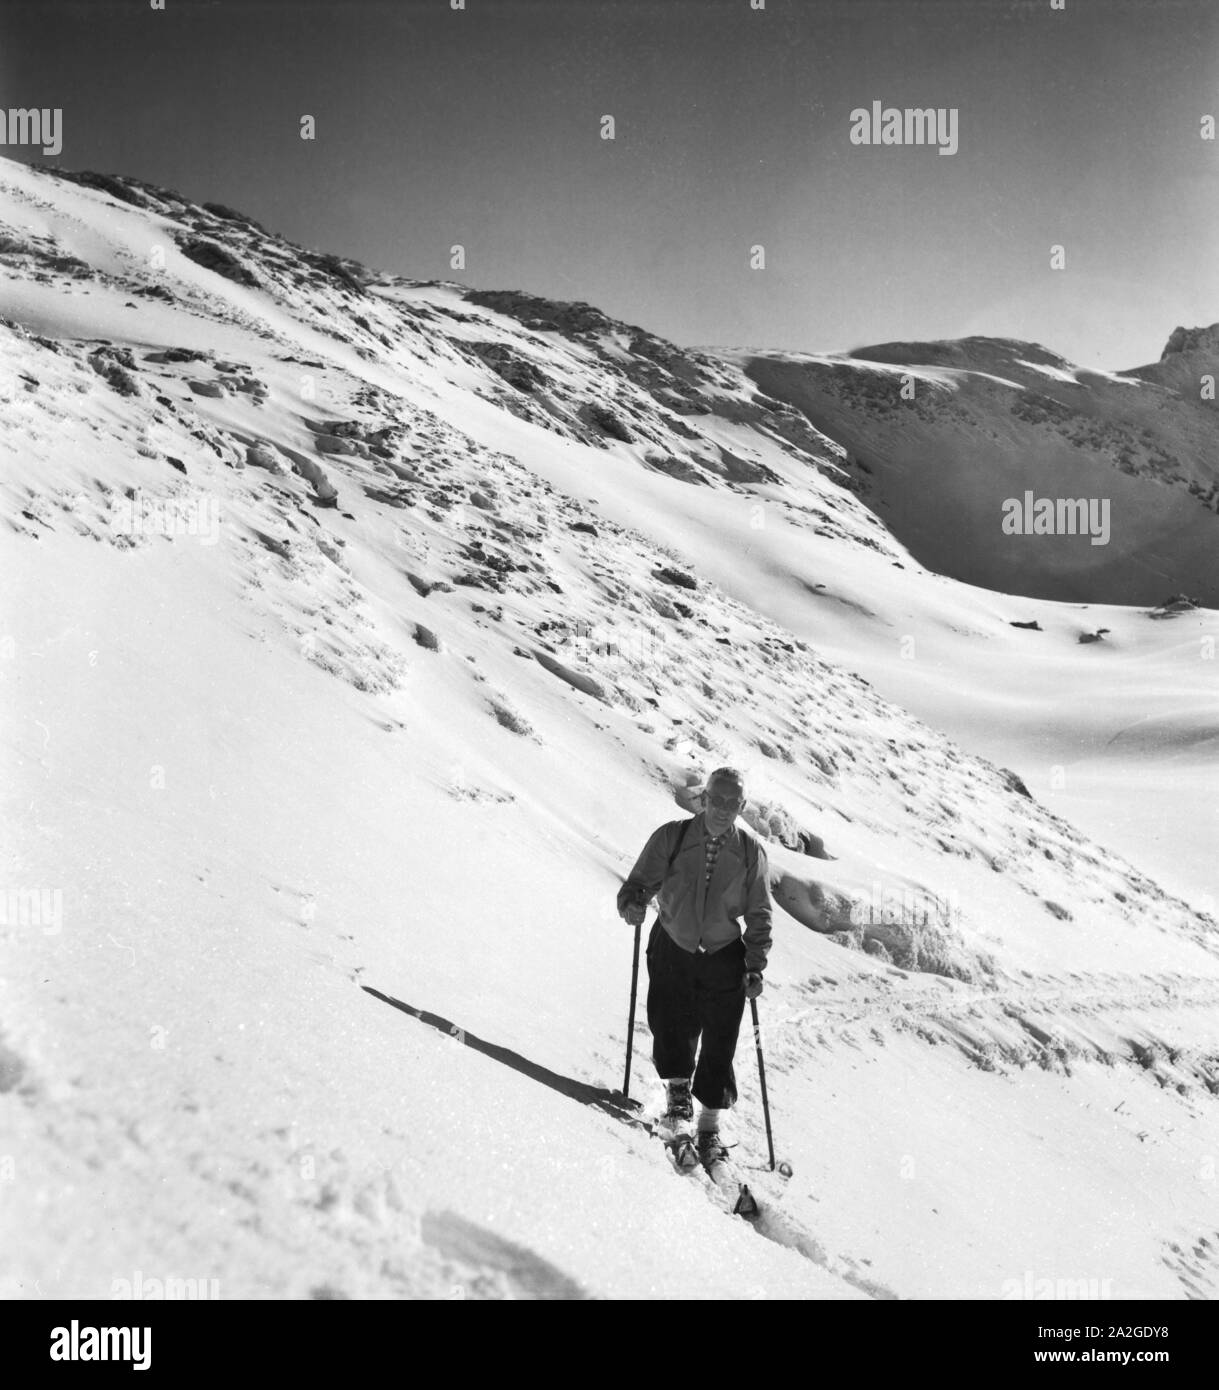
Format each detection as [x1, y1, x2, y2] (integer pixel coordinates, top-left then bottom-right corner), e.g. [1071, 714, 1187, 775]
[605, 1098, 902, 1298]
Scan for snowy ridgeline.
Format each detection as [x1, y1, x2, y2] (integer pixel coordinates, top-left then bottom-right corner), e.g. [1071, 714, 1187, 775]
[2, 155, 1218, 1300]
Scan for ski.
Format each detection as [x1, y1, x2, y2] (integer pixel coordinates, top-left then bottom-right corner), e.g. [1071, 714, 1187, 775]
[607, 1094, 766, 1219]
[734, 1184, 760, 1218]
[696, 1133, 762, 1220]
[662, 1130, 702, 1175]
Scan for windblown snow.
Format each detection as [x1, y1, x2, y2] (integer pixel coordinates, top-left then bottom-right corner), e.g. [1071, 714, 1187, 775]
[2, 156, 1217, 1300]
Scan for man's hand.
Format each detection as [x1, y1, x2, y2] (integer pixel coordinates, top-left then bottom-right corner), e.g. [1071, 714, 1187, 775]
[744, 971, 763, 1000]
[622, 900, 647, 928]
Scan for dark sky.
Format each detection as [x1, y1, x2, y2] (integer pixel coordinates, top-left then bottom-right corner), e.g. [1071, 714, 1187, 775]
[2, 0, 1216, 366]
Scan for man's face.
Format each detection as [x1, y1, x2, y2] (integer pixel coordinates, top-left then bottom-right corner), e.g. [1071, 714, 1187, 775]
[703, 780, 743, 835]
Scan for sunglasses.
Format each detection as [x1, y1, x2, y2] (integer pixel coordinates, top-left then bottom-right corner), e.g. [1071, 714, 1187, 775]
[705, 792, 742, 809]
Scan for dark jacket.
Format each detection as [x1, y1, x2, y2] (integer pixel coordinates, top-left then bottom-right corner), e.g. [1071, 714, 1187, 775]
[617, 813, 772, 974]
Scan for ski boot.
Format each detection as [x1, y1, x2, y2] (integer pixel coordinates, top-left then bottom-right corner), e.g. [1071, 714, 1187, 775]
[658, 1079, 698, 1171]
[696, 1129, 734, 1186]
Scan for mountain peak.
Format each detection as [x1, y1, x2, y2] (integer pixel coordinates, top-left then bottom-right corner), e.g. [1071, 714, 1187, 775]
[1159, 323, 1219, 359]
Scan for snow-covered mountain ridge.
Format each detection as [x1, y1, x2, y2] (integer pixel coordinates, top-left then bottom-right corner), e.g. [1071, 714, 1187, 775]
[726, 324, 1218, 606]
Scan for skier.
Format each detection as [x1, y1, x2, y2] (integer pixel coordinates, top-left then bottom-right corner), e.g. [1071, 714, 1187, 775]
[616, 767, 772, 1177]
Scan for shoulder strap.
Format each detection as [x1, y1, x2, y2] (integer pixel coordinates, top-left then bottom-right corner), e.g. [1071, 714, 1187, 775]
[664, 818, 692, 874]
[738, 826, 759, 885]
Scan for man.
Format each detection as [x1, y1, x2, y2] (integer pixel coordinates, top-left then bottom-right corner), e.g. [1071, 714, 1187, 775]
[616, 767, 772, 1173]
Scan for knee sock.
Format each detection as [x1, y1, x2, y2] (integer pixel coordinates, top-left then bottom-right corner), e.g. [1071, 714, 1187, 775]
[697, 1106, 721, 1133]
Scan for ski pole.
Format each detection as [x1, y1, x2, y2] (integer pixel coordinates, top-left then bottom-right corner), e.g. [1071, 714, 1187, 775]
[622, 914, 643, 1099]
[750, 995, 776, 1171]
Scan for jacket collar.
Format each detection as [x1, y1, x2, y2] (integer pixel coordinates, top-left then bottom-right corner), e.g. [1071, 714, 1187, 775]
[692, 811, 742, 855]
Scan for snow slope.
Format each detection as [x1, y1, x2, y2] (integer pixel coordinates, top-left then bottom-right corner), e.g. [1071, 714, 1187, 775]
[2, 157, 1218, 1299]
